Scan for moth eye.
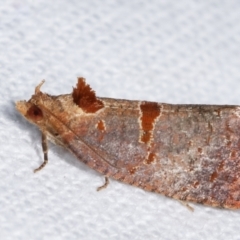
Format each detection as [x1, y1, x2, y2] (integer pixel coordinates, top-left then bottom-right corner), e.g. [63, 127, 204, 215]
[33, 108, 40, 116]
[53, 131, 59, 137]
[26, 105, 43, 121]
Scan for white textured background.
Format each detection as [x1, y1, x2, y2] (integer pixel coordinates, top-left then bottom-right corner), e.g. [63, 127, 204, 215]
[1, 1, 240, 239]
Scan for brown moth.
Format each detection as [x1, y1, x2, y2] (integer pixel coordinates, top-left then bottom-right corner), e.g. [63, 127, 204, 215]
[16, 78, 240, 209]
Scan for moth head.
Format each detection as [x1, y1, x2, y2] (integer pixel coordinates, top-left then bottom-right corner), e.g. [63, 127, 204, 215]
[16, 80, 46, 126]
[16, 101, 44, 123]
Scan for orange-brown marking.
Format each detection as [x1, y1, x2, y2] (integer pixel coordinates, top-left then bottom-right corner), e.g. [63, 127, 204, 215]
[210, 171, 218, 182]
[72, 77, 104, 113]
[141, 132, 151, 144]
[129, 166, 137, 174]
[210, 161, 225, 182]
[230, 151, 237, 159]
[97, 120, 105, 131]
[140, 102, 161, 144]
[145, 152, 156, 164]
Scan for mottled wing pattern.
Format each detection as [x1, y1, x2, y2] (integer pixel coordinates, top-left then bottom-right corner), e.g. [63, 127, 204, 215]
[16, 78, 240, 209]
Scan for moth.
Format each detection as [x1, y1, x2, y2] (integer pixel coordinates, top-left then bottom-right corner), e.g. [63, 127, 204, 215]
[16, 78, 240, 209]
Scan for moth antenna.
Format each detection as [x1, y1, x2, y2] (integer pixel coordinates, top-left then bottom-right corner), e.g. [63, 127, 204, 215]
[35, 80, 45, 94]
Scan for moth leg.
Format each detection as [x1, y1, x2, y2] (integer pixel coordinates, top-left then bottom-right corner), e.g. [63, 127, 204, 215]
[179, 200, 194, 212]
[34, 132, 48, 173]
[97, 176, 109, 191]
